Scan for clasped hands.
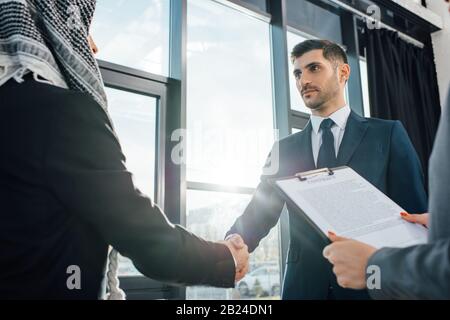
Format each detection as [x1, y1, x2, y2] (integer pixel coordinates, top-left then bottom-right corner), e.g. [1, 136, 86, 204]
[220, 234, 250, 282]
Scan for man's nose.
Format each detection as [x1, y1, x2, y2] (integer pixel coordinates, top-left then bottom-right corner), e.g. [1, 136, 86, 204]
[300, 76, 312, 90]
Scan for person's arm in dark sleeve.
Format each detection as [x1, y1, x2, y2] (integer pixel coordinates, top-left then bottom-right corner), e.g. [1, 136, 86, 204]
[387, 121, 428, 213]
[226, 144, 285, 252]
[367, 240, 450, 300]
[368, 89, 450, 300]
[43, 93, 235, 288]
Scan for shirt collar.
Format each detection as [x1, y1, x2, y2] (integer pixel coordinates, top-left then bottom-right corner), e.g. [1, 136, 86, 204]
[311, 105, 351, 134]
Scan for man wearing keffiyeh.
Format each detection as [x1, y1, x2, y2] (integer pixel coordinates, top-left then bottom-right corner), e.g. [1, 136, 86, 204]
[0, 0, 249, 300]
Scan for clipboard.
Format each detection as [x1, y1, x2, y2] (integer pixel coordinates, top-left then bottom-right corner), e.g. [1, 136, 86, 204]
[268, 167, 344, 243]
[268, 166, 428, 248]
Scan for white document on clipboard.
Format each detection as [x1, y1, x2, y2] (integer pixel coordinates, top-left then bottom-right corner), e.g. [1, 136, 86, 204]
[274, 166, 428, 248]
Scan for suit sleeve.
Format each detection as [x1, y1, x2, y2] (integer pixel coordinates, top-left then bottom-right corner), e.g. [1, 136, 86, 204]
[367, 240, 450, 299]
[226, 143, 285, 252]
[368, 91, 450, 300]
[387, 121, 428, 213]
[43, 93, 235, 288]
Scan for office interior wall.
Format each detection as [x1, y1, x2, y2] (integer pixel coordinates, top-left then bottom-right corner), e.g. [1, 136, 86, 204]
[427, 0, 450, 105]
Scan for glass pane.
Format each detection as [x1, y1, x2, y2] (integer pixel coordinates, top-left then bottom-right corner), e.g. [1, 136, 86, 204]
[106, 87, 158, 277]
[360, 59, 371, 117]
[187, 0, 275, 188]
[286, 0, 342, 44]
[287, 31, 311, 114]
[186, 190, 281, 300]
[91, 0, 170, 76]
[240, 0, 268, 12]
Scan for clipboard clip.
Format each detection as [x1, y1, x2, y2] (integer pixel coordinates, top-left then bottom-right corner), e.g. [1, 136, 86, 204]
[296, 168, 334, 181]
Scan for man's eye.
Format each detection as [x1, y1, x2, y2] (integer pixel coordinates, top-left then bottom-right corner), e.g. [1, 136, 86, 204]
[294, 72, 301, 79]
[310, 65, 320, 72]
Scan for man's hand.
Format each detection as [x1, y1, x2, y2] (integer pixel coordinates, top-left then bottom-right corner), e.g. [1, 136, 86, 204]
[221, 234, 249, 282]
[323, 232, 378, 289]
[401, 212, 429, 228]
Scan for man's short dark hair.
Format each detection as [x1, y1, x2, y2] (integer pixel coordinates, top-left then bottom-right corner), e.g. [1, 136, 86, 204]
[291, 39, 348, 66]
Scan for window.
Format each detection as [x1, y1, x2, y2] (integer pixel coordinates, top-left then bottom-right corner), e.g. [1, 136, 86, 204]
[186, 0, 275, 188]
[186, 191, 249, 300]
[105, 87, 158, 277]
[91, 0, 170, 76]
[186, 0, 280, 300]
[106, 88, 157, 199]
[287, 31, 310, 114]
[252, 269, 266, 276]
[186, 190, 281, 299]
[285, 0, 343, 45]
[359, 59, 371, 117]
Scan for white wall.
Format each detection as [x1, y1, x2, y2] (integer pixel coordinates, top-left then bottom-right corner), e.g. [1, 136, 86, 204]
[427, 0, 450, 105]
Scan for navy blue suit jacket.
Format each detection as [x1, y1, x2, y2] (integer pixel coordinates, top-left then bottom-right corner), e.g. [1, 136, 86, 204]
[227, 111, 428, 300]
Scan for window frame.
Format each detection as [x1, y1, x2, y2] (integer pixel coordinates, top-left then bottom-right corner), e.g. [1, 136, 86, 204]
[184, 0, 284, 300]
[99, 60, 179, 299]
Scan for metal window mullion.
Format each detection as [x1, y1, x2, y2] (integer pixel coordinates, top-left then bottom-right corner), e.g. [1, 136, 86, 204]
[341, 11, 365, 117]
[165, 0, 188, 300]
[187, 181, 256, 195]
[268, 0, 291, 293]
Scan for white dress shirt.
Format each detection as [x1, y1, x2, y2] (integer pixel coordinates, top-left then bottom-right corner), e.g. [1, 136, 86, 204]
[310, 105, 351, 166]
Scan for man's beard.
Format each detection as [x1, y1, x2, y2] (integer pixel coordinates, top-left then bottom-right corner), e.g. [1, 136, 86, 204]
[303, 76, 340, 111]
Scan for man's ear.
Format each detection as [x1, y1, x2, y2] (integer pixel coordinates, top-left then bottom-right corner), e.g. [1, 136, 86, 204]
[340, 63, 351, 84]
[88, 35, 99, 55]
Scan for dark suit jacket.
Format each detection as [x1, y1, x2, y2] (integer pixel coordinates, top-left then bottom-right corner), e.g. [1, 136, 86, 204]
[227, 111, 428, 300]
[0, 78, 235, 299]
[368, 89, 450, 299]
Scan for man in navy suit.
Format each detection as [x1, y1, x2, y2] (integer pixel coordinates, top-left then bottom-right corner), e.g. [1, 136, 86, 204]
[226, 40, 428, 299]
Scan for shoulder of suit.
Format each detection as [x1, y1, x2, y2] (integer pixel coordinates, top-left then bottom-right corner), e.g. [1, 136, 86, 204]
[276, 130, 304, 147]
[52, 89, 111, 125]
[362, 115, 399, 129]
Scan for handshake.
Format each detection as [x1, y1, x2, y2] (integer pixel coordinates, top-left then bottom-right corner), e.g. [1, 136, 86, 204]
[220, 234, 250, 282]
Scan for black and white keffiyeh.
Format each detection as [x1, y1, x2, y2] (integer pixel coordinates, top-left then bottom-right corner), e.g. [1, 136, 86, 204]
[0, 0, 107, 110]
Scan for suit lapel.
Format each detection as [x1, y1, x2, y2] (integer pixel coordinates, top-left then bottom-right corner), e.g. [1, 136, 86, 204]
[337, 111, 369, 165]
[295, 121, 316, 171]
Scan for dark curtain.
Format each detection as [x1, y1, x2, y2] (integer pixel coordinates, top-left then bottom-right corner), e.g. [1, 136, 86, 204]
[365, 28, 441, 180]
